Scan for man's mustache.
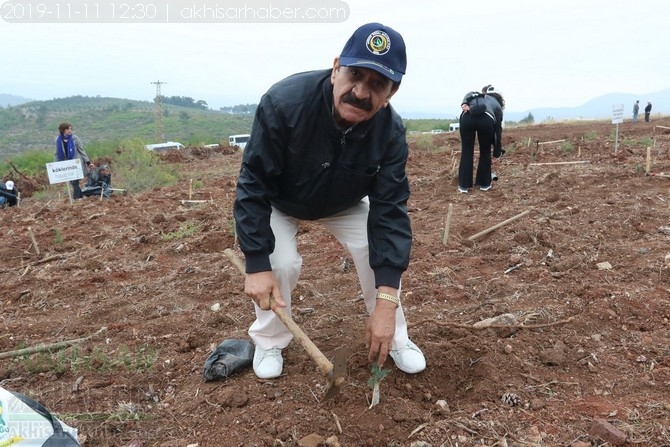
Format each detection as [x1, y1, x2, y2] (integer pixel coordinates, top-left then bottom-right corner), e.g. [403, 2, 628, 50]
[343, 93, 372, 111]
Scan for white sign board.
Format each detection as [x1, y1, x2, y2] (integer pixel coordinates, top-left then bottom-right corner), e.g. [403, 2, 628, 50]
[46, 159, 84, 184]
[612, 104, 624, 124]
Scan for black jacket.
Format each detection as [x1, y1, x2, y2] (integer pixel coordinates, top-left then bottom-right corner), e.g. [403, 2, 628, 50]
[234, 69, 412, 288]
[460, 91, 504, 156]
[0, 186, 18, 206]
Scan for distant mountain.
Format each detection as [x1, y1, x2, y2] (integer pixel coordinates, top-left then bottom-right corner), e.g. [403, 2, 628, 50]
[400, 89, 670, 123]
[0, 93, 33, 107]
[506, 88, 670, 123]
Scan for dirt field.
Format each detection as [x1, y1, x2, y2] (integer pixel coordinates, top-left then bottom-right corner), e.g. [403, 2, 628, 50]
[1, 118, 670, 447]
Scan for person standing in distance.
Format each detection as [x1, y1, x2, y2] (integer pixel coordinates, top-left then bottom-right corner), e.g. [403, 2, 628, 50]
[55, 122, 94, 199]
[632, 100, 640, 124]
[644, 101, 652, 122]
[233, 22, 426, 380]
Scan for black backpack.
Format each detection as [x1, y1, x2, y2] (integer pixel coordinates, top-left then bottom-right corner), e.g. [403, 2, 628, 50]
[467, 92, 487, 116]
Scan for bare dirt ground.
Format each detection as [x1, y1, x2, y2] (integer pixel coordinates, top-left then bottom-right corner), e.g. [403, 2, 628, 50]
[2, 118, 670, 447]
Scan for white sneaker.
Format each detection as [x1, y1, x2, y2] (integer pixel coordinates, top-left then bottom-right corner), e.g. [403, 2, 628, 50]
[390, 340, 426, 374]
[252, 346, 283, 379]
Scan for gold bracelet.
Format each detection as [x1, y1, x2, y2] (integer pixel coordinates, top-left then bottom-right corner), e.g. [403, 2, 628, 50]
[376, 292, 400, 307]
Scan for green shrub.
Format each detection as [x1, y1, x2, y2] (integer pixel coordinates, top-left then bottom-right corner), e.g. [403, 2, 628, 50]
[113, 139, 179, 192]
[561, 141, 575, 153]
[583, 131, 598, 141]
[411, 134, 436, 151]
[0, 149, 54, 177]
[640, 136, 653, 147]
[161, 221, 201, 241]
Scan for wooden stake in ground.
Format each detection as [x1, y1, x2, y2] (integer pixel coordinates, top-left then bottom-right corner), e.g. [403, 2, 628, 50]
[646, 147, 652, 175]
[442, 203, 454, 245]
[27, 226, 40, 256]
[467, 210, 530, 242]
[188, 179, 193, 200]
[66, 182, 73, 205]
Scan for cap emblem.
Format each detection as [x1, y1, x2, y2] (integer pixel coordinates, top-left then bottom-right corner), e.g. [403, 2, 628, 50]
[366, 30, 391, 55]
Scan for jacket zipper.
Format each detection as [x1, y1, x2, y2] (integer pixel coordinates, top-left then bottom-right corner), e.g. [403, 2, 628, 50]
[318, 125, 356, 215]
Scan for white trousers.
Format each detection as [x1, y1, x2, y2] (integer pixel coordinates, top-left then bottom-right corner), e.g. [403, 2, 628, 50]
[248, 198, 411, 351]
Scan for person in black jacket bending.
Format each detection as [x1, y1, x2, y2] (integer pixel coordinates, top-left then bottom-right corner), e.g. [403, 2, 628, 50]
[458, 87, 504, 192]
[0, 180, 19, 207]
[82, 164, 113, 198]
[233, 22, 425, 380]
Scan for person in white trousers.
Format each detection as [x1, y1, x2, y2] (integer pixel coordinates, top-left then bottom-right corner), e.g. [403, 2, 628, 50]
[233, 22, 426, 379]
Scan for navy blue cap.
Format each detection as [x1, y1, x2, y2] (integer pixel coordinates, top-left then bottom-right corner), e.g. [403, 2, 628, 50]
[339, 22, 406, 83]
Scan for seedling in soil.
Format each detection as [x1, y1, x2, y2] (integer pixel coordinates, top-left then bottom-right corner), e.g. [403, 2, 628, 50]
[367, 363, 391, 408]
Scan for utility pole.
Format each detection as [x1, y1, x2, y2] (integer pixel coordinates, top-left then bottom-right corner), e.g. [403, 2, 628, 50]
[151, 80, 166, 142]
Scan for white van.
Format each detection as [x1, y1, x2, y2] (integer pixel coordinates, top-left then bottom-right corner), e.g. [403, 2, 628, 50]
[449, 123, 460, 132]
[145, 141, 185, 151]
[229, 134, 250, 150]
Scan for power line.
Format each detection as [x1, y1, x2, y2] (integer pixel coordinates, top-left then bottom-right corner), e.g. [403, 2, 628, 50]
[151, 80, 166, 142]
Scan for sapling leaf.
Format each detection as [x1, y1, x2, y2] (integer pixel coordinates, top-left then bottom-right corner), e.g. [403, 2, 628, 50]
[368, 363, 391, 408]
[367, 363, 391, 388]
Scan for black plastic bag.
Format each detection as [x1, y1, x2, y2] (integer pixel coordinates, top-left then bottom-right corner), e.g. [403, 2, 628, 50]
[203, 339, 255, 381]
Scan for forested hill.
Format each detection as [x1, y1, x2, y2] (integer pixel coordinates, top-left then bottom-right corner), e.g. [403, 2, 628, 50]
[0, 95, 254, 158]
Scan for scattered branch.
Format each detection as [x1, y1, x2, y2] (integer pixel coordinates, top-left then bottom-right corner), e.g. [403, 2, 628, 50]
[412, 316, 574, 330]
[467, 210, 530, 242]
[528, 161, 590, 166]
[0, 327, 107, 360]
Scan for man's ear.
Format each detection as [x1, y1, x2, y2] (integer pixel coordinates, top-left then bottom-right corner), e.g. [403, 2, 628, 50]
[331, 57, 341, 83]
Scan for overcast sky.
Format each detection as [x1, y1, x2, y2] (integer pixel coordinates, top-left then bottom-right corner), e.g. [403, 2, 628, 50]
[0, 0, 667, 117]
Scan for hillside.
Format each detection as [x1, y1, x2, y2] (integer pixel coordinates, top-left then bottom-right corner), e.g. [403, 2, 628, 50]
[0, 96, 254, 157]
[1, 118, 670, 446]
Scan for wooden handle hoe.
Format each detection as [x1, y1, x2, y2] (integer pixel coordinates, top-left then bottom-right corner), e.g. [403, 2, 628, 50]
[224, 248, 346, 400]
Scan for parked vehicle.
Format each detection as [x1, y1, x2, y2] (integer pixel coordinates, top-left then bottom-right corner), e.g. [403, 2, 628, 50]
[228, 134, 250, 150]
[145, 141, 185, 151]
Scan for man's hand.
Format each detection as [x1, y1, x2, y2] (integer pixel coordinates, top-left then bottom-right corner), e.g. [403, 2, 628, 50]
[366, 299, 397, 367]
[244, 271, 286, 311]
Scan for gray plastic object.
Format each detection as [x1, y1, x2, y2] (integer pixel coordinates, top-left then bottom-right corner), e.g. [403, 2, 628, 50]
[203, 339, 255, 381]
